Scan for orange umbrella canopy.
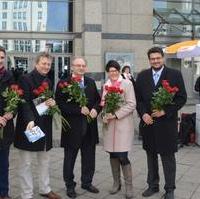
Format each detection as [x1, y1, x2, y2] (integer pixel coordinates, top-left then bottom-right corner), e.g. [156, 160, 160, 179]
[165, 40, 199, 54]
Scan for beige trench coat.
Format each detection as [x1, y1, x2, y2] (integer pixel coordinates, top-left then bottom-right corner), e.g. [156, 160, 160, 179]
[102, 79, 136, 152]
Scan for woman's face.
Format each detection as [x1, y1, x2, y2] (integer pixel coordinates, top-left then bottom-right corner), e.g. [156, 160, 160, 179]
[124, 67, 130, 74]
[108, 67, 120, 81]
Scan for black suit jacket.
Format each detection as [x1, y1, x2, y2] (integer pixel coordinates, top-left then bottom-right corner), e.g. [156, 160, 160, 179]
[55, 76, 101, 149]
[136, 66, 187, 155]
[0, 70, 15, 149]
[14, 69, 53, 151]
[195, 76, 200, 96]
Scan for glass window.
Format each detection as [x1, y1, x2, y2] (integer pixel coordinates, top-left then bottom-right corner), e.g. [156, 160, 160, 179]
[2, 2, 8, 9]
[37, 22, 41, 31]
[14, 1, 17, 9]
[24, 1, 27, 8]
[2, 21, 7, 30]
[13, 22, 17, 30]
[38, 11, 42, 20]
[2, 12, 7, 19]
[18, 12, 22, 19]
[38, 2, 42, 8]
[13, 12, 17, 19]
[3, 40, 8, 50]
[35, 40, 40, 52]
[18, 22, 22, 31]
[0, 0, 72, 32]
[19, 1, 22, 8]
[23, 23, 27, 31]
[23, 12, 26, 19]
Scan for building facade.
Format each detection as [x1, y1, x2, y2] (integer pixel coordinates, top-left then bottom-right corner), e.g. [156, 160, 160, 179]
[0, 0, 199, 101]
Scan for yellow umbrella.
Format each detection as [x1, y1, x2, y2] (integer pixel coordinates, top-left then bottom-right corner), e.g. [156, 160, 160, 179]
[164, 40, 200, 58]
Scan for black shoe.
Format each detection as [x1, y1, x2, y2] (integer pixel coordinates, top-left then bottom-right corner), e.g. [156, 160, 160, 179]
[164, 191, 174, 199]
[66, 188, 77, 198]
[81, 185, 99, 193]
[142, 187, 159, 197]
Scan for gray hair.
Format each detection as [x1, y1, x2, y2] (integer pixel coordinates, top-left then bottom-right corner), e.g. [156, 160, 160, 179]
[71, 56, 87, 66]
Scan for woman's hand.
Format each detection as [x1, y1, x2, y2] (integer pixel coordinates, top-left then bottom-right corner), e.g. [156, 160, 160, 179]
[45, 98, 56, 107]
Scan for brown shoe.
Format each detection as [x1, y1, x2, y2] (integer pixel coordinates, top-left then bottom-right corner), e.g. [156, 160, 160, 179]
[40, 191, 61, 199]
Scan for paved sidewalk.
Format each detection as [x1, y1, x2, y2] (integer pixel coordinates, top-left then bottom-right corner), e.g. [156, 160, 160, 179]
[9, 104, 200, 199]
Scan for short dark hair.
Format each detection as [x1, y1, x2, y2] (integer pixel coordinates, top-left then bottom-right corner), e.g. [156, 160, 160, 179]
[0, 46, 6, 55]
[122, 65, 131, 73]
[147, 47, 164, 59]
[105, 60, 121, 72]
[35, 52, 53, 64]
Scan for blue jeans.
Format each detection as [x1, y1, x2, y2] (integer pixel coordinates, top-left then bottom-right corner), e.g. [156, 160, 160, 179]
[0, 148, 10, 197]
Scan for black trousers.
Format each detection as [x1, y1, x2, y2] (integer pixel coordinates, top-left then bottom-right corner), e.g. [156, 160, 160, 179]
[63, 139, 96, 189]
[146, 152, 176, 192]
[0, 147, 10, 197]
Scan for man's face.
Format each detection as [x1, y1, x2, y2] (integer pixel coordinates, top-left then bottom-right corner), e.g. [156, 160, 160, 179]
[72, 58, 87, 76]
[0, 51, 6, 69]
[35, 57, 52, 75]
[149, 52, 164, 70]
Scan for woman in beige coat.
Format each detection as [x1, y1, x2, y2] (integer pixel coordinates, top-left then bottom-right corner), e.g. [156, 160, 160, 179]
[101, 60, 136, 199]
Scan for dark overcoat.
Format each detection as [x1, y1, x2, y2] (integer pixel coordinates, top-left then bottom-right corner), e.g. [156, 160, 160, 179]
[55, 76, 101, 149]
[136, 66, 187, 155]
[14, 69, 53, 151]
[0, 70, 15, 149]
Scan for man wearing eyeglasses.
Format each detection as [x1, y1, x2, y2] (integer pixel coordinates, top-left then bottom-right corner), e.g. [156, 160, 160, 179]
[136, 47, 187, 199]
[55, 57, 101, 198]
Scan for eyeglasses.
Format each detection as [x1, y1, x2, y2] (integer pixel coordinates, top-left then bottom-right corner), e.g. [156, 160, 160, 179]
[108, 70, 119, 73]
[73, 64, 86, 68]
[149, 57, 163, 61]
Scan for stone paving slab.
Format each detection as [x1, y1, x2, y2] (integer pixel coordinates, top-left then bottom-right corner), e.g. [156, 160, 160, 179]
[9, 144, 200, 199]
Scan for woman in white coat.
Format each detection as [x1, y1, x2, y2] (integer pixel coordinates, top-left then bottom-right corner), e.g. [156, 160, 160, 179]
[101, 60, 136, 199]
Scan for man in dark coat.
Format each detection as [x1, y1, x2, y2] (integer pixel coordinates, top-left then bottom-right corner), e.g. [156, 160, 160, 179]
[14, 52, 61, 199]
[136, 47, 187, 199]
[55, 57, 101, 198]
[0, 46, 15, 199]
[194, 76, 200, 96]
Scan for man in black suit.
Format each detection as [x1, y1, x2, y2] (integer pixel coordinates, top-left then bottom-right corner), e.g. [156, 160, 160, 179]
[0, 46, 15, 199]
[55, 57, 101, 198]
[14, 52, 61, 199]
[195, 76, 200, 96]
[136, 47, 187, 199]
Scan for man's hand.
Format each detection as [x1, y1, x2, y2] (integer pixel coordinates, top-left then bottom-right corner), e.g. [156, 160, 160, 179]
[3, 112, 13, 121]
[142, 113, 153, 125]
[0, 116, 7, 127]
[26, 121, 35, 130]
[81, 106, 90, 116]
[151, 110, 165, 118]
[45, 98, 56, 107]
[89, 108, 97, 119]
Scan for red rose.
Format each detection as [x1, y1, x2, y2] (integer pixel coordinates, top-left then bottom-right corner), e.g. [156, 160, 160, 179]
[58, 82, 64, 89]
[41, 81, 49, 89]
[72, 76, 82, 82]
[33, 89, 39, 96]
[17, 89, 24, 96]
[10, 84, 19, 91]
[38, 86, 45, 94]
[63, 82, 69, 87]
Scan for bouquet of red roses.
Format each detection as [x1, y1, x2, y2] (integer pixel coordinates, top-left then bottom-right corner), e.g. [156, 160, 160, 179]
[101, 85, 124, 116]
[151, 80, 179, 111]
[58, 76, 92, 122]
[0, 84, 24, 139]
[33, 81, 70, 129]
